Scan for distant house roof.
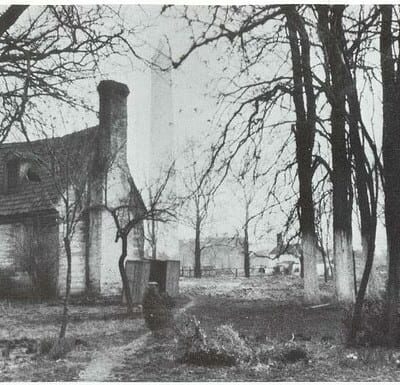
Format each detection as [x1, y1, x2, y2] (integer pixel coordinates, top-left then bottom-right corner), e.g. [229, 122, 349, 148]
[269, 242, 301, 257]
[0, 126, 144, 217]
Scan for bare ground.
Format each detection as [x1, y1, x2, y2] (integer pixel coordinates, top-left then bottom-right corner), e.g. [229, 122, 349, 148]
[1, 275, 400, 381]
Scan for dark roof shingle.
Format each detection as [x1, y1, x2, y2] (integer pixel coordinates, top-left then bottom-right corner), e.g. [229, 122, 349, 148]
[0, 126, 99, 217]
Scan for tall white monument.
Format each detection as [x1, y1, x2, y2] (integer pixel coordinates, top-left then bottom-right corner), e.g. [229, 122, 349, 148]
[148, 40, 179, 260]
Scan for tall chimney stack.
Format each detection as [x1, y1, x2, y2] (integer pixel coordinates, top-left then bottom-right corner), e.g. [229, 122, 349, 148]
[97, 80, 130, 165]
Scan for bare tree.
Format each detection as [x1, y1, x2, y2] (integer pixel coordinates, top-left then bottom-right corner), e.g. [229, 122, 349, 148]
[103, 163, 178, 313]
[180, 146, 217, 278]
[29, 127, 95, 343]
[316, 5, 355, 304]
[168, 5, 326, 301]
[379, 4, 400, 344]
[230, 153, 269, 278]
[284, 5, 320, 304]
[143, 162, 178, 260]
[0, 5, 138, 144]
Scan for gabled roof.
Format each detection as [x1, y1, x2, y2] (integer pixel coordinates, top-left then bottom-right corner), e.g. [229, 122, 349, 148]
[269, 242, 301, 257]
[0, 126, 99, 217]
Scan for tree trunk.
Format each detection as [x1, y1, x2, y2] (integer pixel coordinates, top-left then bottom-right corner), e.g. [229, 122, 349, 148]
[285, 6, 320, 303]
[119, 235, 134, 314]
[321, 246, 328, 283]
[317, 5, 354, 304]
[59, 236, 72, 340]
[243, 224, 250, 278]
[380, 5, 400, 344]
[151, 216, 157, 260]
[332, 9, 380, 337]
[299, 252, 304, 279]
[194, 217, 201, 278]
[327, 249, 334, 278]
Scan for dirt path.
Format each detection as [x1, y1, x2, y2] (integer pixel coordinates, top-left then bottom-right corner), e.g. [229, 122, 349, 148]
[78, 296, 196, 382]
[78, 332, 150, 381]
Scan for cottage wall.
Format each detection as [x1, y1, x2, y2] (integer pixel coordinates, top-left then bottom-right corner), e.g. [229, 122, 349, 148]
[94, 209, 144, 296]
[99, 210, 120, 295]
[57, 219, 87, 296]
[0, 221, 33, 296]
[0, 223, 16, 272]
[87, 208, 102, 294]
[0, 215, 59, 297]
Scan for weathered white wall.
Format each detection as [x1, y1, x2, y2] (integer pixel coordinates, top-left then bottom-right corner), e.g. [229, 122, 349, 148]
[0, 223, 17, 271]
[57, 219, 86, 296]
[99, 209, 121, 295]
[87, 208, 102, 293]
[98, 209, 143, 296]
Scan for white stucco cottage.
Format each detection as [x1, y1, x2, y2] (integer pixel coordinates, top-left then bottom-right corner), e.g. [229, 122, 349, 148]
[0, 80, 145, 298]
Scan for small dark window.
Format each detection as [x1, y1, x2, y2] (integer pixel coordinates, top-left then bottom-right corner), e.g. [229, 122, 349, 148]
[7, 159, 19, 190]
[27, 167, 41, 182]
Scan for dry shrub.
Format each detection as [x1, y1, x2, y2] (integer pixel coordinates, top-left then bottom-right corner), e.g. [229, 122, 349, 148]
[277, 344, 308, 364]
[253, 343, 275, 365]
[38, 336, 55, 355]
[343, 300, 395, 347]
[254, 340, 309, 367]
[175, 316, 253, 366]
[39, 336, 85, 360]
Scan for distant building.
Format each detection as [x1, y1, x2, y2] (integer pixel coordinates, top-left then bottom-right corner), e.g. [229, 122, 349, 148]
[251, 233, 301, 274]
[179, 236, 244, 269]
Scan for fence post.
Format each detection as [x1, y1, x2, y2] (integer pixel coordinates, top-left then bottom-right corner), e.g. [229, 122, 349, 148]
[235, 268, 238, 278]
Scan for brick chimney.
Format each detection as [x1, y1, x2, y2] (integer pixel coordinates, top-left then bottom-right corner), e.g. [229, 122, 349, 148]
[97, 80, 130, 166]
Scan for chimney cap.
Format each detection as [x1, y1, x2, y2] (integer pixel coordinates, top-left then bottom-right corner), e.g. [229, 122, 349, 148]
[97, 80, 129, 98]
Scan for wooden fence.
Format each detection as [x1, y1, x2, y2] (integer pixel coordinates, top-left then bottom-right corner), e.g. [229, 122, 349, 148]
[180, 266, 268, 278]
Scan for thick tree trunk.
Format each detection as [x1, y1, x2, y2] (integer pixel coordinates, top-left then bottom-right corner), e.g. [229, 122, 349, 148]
[302, 233, 319, 303]
[317, 5, 354, 304]
[380, 5, 400, 343]
[194, 217, 201, 278]
[333, 230, 354, 303]
[59, 237, 72, 340]
[119, 235, 134, 314]
[366, 259, 380, 299]
[285, 6, 320, 303]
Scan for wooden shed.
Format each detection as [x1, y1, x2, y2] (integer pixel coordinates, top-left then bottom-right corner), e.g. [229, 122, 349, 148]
[125, 260, 151, 304]
[149, 260, 180, 297]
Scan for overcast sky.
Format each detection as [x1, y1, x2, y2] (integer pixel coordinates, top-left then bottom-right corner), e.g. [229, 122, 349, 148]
[5, 4, 388, 256]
